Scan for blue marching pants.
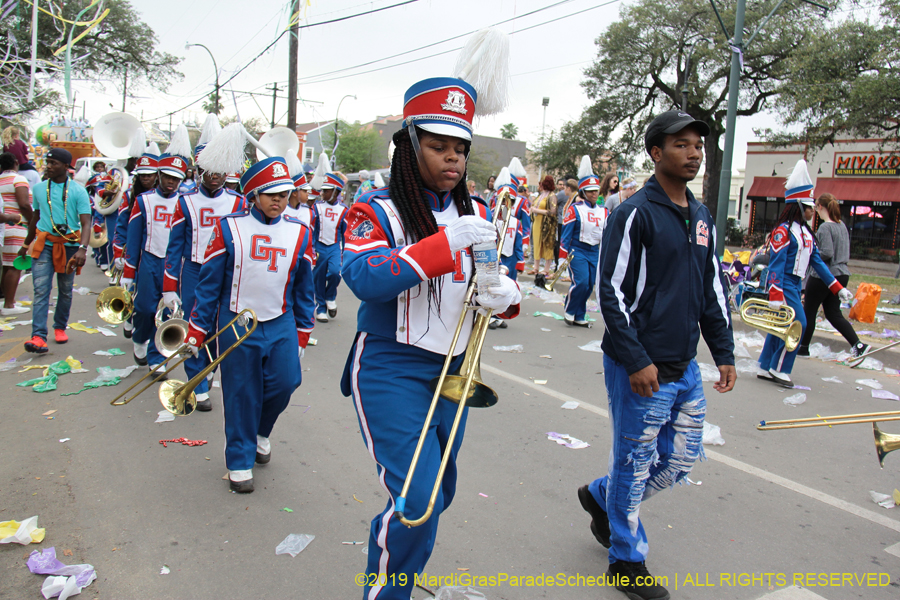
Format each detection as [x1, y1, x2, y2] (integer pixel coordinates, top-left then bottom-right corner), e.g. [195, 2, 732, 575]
[133, 254, 166, 366]
[759, 274, 805, 374]
[589, 356, 706, 564]
[218, 310, 301, 472]
[179, 261, 210, 396]
[313, 242, 342, 313]
[97, 213, 117, 268]
[344, 333, 468, 600]
[500, 254, 518, 282]
[564, 252, 597, 321]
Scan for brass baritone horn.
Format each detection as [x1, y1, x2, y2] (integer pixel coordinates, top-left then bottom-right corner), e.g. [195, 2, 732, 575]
[542, 252, 574, 292]
[96, 267, 134, 324]
[739, 298, 802, 352]
[154, 300, 189, 358]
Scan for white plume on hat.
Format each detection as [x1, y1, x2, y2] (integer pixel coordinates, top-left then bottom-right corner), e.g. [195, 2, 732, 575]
[508, 157, 525, 179]
[577, 155, 594, 180]
[311, 152, 330, 190]
[146, 142, 161, 156]
[197, 123, 246, 175]
[495, 166, 512, 189]
[786, 159, 813, 190]
[452, 28, 510, 117]
[128, 127, 147, 159]
[285, 152, 303, 178]
[198, 114, 221, 146]
[373, 172, 385, 188]
[166, 124, 192, 160]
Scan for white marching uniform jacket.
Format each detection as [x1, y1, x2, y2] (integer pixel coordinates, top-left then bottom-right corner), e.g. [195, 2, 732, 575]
[283, 203, 314, 227]
[560, 200, 607, 260]
[123, 188, 180, 278]
[341, 188, 520, 357]
[314, 201, 348, 246]
[185, 205, 316, 346]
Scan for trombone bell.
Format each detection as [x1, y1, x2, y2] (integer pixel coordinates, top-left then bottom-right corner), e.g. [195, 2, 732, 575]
[159, 380, 197, 416]
[874, 423, 900, 468]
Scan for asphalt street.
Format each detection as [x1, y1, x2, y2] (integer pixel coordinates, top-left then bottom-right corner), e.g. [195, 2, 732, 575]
[2, 264, 900, 600]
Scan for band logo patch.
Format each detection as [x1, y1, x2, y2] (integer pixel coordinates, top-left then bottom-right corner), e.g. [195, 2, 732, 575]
[350, 219, 374, 239]
[696, 220, 709, 247]
[442, 90, 468, 115]
[271, 163, 288, 178]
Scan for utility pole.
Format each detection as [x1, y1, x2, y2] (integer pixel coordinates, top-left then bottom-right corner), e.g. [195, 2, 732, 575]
[287, 0, 299, 132]
[122, 67, 128, 112]
[266, 82, 282, 128]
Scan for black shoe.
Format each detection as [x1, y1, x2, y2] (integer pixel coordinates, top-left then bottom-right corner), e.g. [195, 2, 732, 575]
[196, 397, 212, 412]
[123, 327, 133, 339]
[852, 342, 870, 358]
[566, 318, 591, 328]
[328, 308, 337, 318]
[498, 320, 508, 329]
[149, 366, 168, 381]
[577, 485, 611, 548]
[133, 352, 148, 366]
[488, 319, 500, 330]
[607, 561, 670, 600]
[229, 478, 254, 493]
[256, 451, 271, 465]
[797, 345, 810, 357]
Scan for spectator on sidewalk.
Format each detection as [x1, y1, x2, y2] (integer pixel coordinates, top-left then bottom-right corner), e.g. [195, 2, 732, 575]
[18, 148, 91, 354]
[0, 152, 34, 315]
[1, 126, 30, 167]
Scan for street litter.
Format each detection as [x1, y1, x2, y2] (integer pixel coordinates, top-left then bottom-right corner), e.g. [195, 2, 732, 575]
[735, 358, 758, 376]
[873, 390, 900, 401]
[59, 438, 70, 443]
[342, 541, 364, 545]
[17, 374, 58, 392]
[533, 310, 565, 320]
[160, 566, 170, 575]
[855, 357, 884, 371]
[561, 401, 579, 410]
[533, 379, 547, 385]
[699, 363, 720, 382]
[435, 586, 488, 600]
[62, 366, 140, 396]
[540, 328, 551, 332]
[856, 379, 883, 390]
[92, 349, 125, 356]
[478, 493, 489, 497]
[155, 411, 175, 423]
[702, 421, 725, 446]
[783, 393, 807, 407]
[96, 327, 116, 337]
[0, 516, 45, 544]
[733, 342, 752, 358]
[578, 340, 604, 353]
[42, 410, 57, 416]
[492, 345, 524, 353]
[546, 432, 590, 449]
[734, 330, 765, 348]
[0, 357, 32, 372]
[792, 385, 811, 390]
[73, 287, 91, 296]
[275, 533, 315, 557]
[281, 508, 293, 513]
[20, 356, 82, 378]
[68, 323, 98, 334]
[27, 547, 96, 599]
[159, 438, 207, 448]
[870, 490, 897, 509]
[822, 376, 843, 384]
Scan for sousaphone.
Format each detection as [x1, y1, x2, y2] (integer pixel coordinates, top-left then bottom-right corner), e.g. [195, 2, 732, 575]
[255, 126, 300, 162]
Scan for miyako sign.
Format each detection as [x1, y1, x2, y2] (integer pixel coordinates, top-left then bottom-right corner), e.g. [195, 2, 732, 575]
[834, 153, 900, 177]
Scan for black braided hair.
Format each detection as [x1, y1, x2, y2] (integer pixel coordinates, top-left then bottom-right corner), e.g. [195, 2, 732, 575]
[777, 202, 812, 233]
[389, 126, 475, 321]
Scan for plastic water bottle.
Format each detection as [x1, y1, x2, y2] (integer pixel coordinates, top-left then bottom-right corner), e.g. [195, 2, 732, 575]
[472, 240, 500, 295]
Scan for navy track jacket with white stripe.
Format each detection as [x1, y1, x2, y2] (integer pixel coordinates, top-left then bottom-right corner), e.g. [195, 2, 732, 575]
[598, 175, 734, 376]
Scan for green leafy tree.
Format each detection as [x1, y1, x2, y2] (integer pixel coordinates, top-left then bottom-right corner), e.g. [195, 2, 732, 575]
[0, 0, 181, 117]
[534, 0, 826, 220]
[465, 147, 503, 192]
[324, 121, 382, 173]
[765, 0, 900, 148]
[500, 123, 519, 140]
[202, 92, 224, 116]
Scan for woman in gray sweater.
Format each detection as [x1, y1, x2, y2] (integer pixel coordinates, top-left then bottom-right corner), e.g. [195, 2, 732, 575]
[798, 193, 868, 357]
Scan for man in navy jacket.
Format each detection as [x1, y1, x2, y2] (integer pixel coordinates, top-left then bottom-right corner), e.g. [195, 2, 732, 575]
[577, 110, 736, 600]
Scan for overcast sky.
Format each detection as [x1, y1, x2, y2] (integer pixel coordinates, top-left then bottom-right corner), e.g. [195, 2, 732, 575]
[58, 0, 777, 171]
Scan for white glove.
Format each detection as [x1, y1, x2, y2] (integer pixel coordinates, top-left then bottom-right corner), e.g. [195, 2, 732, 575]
[114, 257, 125, 271]
[299, 346, 305, 361]
[838, 288, 853, 303]
[444, 216, 496, 253]
[162, 291, 181, 312]
[120, 277, 133, 288]
[476, 276, 522, 314]
[186, 343, 200, 358]
[768, 300, 784, 310]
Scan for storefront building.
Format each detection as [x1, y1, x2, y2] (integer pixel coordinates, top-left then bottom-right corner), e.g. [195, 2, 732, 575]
[742, 139, 900, 255]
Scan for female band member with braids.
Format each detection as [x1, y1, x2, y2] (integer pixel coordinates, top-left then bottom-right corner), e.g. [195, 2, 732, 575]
[339, 35, 520, 599]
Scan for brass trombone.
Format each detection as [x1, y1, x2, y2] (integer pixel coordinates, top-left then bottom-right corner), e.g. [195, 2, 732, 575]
[739, 298, 802, 352]
[110, 309, 257, 415]
[96, 267, 134, 324]
[758, 412, 900, 468]
[394, 189, 515, 527]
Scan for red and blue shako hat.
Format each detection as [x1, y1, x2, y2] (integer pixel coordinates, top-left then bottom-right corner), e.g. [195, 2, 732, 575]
[577, 155, 600, 192]
[240, 157, 295, 197]
[321, 172, 344, 190]
[403, 77, 478, 142]
[225, 172, 241, 184]
[158, 154, 188, 180]
[292, 172, 310, 190]
[87, 172, 112, 190]
[133, 153, 159, 175]
[784, 159, 815, 206]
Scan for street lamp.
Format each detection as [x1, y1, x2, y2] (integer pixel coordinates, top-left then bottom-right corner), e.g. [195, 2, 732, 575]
[681, 39, 714, 111]
[771, 161, 784, 176]
[332, 94, 357, 169]
[185, 43, 219, 114]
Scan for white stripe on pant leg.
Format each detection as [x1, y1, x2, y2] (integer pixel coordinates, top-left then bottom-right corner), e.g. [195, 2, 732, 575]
[776, 343, 788, 372]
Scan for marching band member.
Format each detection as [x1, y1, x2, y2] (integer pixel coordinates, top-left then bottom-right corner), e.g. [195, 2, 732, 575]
[223, 172, 241, 192]
[561, 155, 607, 327]
[285, 171, 314, 226]
[184, 144, 315, 493]
[121, 125, 191, 371]
[489, 166, 529, 329]
[311, 154, 348, 321]
[86, 172, 113, 270]
[340, 29, 520, 600]
[162, 123, 246, 412]
[757, 160, 853, 386]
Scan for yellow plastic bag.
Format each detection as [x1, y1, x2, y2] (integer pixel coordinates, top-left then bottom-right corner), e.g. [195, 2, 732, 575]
[69, 323, 99, 334]
[848, 283, 882, 324]
[0, 517, 46, 544]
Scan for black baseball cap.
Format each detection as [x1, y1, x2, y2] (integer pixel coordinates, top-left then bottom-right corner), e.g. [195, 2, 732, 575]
[644, 110, 710, 153]
[45, 148, 73, 166]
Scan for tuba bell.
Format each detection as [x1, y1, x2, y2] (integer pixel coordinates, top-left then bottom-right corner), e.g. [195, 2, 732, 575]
[254, 126, 300, 162]
[88, 224, 108, 248]
[96, 166, 129, 215]
[739, 298, 802, 352]
[93, 112, 144, 160]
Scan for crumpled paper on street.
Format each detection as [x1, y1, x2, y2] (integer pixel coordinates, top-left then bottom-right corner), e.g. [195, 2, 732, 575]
[783, 393, 807, 407]
[492, 345, 524, 353]
[275, 533, 315, 557]
[702, 421, 725, 445]
[578, 340, 604, 353]
[546, 432, 590, 449]
[734, 330, 765, 348]
[869, 490, 900, 509]
[856, 379, 883, 390]
[27, 547, 96, 600]
[0, 516, 45, 544]
[873, 389, 900, 401]
[96, 327, 116, 337]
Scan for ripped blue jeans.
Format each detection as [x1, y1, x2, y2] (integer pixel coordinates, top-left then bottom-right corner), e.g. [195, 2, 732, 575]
[589, 355, 706, 564]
